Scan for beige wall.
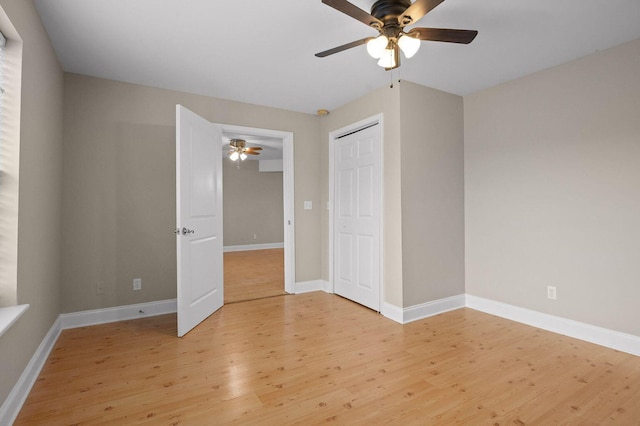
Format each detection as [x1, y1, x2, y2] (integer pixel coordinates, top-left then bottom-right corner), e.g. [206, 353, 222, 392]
[223, 159, 283, 246]
[464, 39, 640, 336]
[399, 82, 465, 306]
[0, 0, 64, 405]
[320, 84, 403, 307]
[61, 73, 321, 313]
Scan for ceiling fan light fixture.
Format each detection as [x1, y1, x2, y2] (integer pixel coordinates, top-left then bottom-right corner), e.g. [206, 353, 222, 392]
[398, 33, 420, 58]
[229, 151, 239, 161]
[366, 35, 388, 59]
[377, 47, 396, 68]
[240, 152, 247, 161]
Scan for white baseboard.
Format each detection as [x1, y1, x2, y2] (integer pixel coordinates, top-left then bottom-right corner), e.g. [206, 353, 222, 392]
[382, 294, 466, 324]
[0, 316, 62, 426]
[60, 299, 177, 329]
[223, 242, 284, 253]
[294, 279, 331, 294]
[381, 302, 404, 323]
[404, 294, 466, 323]
[466, 295, 640, 357]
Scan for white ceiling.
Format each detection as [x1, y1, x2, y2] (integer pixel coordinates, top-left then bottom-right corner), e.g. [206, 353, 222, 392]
[34, 0, 640, 115]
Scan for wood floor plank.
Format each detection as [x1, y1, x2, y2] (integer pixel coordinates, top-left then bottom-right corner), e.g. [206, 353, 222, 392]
[224, 248, 284, 303]
[16, 292, 640, 425]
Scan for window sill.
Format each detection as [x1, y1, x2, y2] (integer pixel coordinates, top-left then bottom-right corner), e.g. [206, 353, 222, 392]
[0, 304, 29, 338]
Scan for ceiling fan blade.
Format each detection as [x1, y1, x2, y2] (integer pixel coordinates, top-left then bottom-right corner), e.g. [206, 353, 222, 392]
[315, 37, 373, 58]
[408, 27, 478, 44]
[245, 151, 260, 155]
[322, 0, 383, 28]
[245, 147, 263, 151]
[398, 0, 445, 25]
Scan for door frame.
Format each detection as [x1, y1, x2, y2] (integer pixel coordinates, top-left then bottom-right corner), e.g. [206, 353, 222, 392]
[215, 123, 295, 294]
[328, 114, 384, 311]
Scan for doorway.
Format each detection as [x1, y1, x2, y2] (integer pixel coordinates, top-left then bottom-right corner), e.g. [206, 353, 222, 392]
[218, 124, 295, 303]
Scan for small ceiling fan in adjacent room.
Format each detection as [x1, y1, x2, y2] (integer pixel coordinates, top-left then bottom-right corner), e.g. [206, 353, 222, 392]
[315, 0, 478, 70]
[228, 139, 262, 161]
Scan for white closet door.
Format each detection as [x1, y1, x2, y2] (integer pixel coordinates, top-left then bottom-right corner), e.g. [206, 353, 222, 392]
[334, 123, 381, 311]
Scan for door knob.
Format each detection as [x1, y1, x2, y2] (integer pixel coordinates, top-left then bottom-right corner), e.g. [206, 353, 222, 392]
[182, 227, 195, 235]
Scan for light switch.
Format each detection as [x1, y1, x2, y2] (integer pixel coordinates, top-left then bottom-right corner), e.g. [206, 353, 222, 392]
[304, 201, 312, 210]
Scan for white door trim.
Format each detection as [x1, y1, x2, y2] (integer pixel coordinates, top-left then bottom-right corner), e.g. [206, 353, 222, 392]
[328, 114, 384, 311]
[215, 123, 295, 294]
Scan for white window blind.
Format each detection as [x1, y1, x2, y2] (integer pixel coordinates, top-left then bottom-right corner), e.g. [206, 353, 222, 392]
[0, 30, 5, 176]
[0, 30, 5, 134]
[0, 30, 5, 96]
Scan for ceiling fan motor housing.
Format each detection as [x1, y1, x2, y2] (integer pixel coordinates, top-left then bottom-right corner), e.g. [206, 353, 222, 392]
[371, 0, 412, 41]
[371, 0, 411, 24]
[230, 138, 246, 149]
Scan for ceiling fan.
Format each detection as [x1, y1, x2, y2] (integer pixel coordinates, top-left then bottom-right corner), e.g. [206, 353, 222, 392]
[315, 0, 478, 69]
[228, 139, 262, 161]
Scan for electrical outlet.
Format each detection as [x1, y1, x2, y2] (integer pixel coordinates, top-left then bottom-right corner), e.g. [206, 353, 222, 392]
[253, 233, 257, 240]
[133, 278, 142, 291]
[96, 281, 104, 295]
[547, 285, 556, 300]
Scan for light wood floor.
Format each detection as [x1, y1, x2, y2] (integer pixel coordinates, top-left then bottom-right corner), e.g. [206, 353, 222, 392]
[17, 292, 640, 425]
[224, 248, 284, 303]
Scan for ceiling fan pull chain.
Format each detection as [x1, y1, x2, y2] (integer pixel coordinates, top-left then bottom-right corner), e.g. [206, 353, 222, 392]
[393, 67, 402, 88]
[390, 67, 401, 89]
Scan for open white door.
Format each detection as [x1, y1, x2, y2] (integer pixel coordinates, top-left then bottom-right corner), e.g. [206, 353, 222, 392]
[176, 105, 223, 337]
